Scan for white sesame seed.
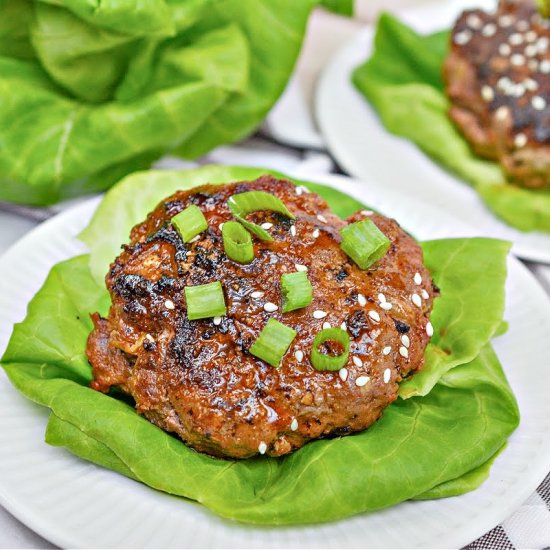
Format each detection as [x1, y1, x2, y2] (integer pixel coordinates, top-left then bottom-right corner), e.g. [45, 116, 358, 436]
[537, 37, 549, 52]
[290, 419, 298, 431]
[526, 30, 537, 42]
[421, 289, 430, 300]
[380, 302, 393, 310]
[290, 225, 296, 237]
[251, 291, 264, 299]
[353, 356, 363, 367]
[189, 235, 200, 243]
[383, 346, 392, 355]
[213, 316, 222, 326]
[368, 310, 380, 322]
[261, 222, 273, 230]
[454, 30, 472, 45]
[295, 185, 309, 195]
[313, 310, 327, 319]
[426, 322, 434, 337]
[499, 15, 514, 28]
[525, 44, 538, 57]
[378, 292, 387, 303]
[317, 214, 327, 223]
[532, 95, 546, 110]
[517, 20, 529, 32]
[312, 228, 320, 239]
[499, 43, 511, 56]
[467, 14, 482, 29]
[383, 368, 391, 383]
[339, 368, 349, 382]
[414, 273, 422, 285]
[340, 321, 347, 331]
[357, 293, 367, 307]
[511, 53, 526, 66]
[515, 133, 527, 148]
[295, 350, 304, 362]
[482, 23, 496, 37]
[322, 322, 331, 330]
[218, 222, 225, 231]
[360, 209, 374, 216]
[165, 299, 175, 310]
[258, 442, 267, 455]
[524, 77, 538, 91]
[509, 33, 523, 45]
[495, 105, 509, 121]
[540, 59, 550, 73]
[401, 334, 410, 348]
[145, 333, 154, 342]
[481, 85, 494, 102]
[512, 83, 526, 97]
[411, 294, 422, 307]
[295, 264, 308, 272]
[399, 346, 409, 358]
[355, 376, 370, 387]
[264, 302, 278, 312]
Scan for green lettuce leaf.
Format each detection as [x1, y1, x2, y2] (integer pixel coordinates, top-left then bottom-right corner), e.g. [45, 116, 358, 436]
[400, 238, 510, 398]
[0, 0, 316, 206]
[352, 13, 550, 233]
[0, 171, 518, 523]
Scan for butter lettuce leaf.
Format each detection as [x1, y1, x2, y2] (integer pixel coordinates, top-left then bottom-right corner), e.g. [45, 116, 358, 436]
[1, 170, 518, 524]
[352, 13, 550, 233]
[0, 0, 315, 205]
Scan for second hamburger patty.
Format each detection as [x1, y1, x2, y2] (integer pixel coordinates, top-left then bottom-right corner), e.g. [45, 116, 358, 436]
[86, 176, 436, 459]
[444, 0, 550, 189]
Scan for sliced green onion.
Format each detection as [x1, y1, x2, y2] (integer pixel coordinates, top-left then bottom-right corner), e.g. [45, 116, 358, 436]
[222, 221, 254, 264]
[185, 281, 226, 320]
[228, 191, 295, 241]
[311, 327, 350, 371]
[172, 205, 208, 243]
[281, 271, 313, 313]
[250, 318, 297, 368]
[340, 218, 390, 270]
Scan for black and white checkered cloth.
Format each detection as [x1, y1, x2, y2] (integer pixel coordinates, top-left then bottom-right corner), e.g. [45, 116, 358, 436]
[466, 438, 550, 549]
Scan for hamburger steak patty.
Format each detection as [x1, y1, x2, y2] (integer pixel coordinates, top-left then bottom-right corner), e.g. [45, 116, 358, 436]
[444, 0, 550, 189]
[87, 176, 436, 459]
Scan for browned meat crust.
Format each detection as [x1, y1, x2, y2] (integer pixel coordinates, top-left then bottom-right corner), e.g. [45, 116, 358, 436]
[86, 176, 436, 459]
[444, 0, 550, 189]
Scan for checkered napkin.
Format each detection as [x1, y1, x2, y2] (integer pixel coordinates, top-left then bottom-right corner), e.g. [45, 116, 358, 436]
[467, 473, 550, 549]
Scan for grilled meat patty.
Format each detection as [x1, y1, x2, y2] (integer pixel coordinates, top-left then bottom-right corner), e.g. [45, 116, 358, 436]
[444, 0, 550, 189]
[87, 176, 436, 459]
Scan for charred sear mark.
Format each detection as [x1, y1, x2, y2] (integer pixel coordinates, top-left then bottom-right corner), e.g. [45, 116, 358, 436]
[164, 200, 184, 215]
[145, 226, 187, 259]
[113, 274, 152, 299]
[335, 268, 348, 282]
[394, 320, 410, 334]
[346, 310, 369, 338]
[192, 246, 222, 273]
[170, 318, 199, 365]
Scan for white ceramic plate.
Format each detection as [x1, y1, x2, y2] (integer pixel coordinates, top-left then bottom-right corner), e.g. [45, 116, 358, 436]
[315, 2, 550, 264]
[1, 173, 550, 549]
